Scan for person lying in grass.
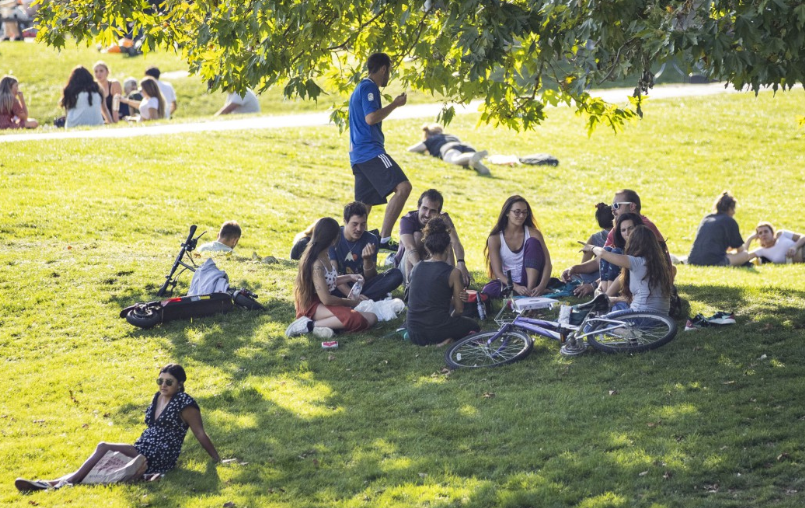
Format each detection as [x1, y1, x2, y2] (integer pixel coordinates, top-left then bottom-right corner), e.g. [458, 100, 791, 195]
[286, 217, 377, 339]
[581, 225, 673, 315]
[405, 216, 479, 347]
[743, 222, 805, 264]
[407, 123, 492, 176]
[15, 364, 220, 492]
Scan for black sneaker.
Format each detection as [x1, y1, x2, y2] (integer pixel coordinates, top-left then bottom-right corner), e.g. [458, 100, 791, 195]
[380, 238, 399, 252]
[706, 311, 736, 325]
[684, 314, 710, 332]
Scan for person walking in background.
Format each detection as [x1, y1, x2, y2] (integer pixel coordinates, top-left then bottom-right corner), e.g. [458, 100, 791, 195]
[0, 75, 38, 129]
[60, 65, 113, 128]
[348, 52, 412, 252]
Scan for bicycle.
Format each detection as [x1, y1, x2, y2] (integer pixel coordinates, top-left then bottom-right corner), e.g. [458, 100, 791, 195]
[445, 273, 678, 369]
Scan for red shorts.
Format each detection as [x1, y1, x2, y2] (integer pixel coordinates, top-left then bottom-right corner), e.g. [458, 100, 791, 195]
[297, 295, 369, 333]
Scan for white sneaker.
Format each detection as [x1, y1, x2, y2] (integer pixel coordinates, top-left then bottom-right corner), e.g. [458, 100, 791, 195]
[470, 150, 491, 175]
[285, 317, 312, 337]
[312, 327, 334, 339]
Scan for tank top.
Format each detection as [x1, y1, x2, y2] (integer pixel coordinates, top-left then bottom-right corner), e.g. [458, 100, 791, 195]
[405, 261, 454, 332]
[499, 228, 531, 276]
[104, 81, 114, 112]
[319, 261, 337, 292]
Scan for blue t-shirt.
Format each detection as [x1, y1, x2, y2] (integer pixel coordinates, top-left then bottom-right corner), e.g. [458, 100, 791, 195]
[349, 78, 385, 164]
[328, 227, 379, 275]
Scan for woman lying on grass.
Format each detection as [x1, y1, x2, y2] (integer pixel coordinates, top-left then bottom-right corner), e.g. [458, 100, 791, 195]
[15, 364, 220, 492]
[286, 217, 377, 338]
[405, 217, 479, 347]
[743, 222, 805, 264]
[581, 225, 673, 315]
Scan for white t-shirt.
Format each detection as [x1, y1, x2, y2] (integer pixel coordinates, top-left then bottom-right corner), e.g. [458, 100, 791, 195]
[65, 92, 104, 128]
[752, 231, 796, 263]
[157, 80, 176, 118]
[198, 241, 233, 253]
[139, 97, 161, 120]
[224, 89, 260, 114]
[628, 255, 670, 315]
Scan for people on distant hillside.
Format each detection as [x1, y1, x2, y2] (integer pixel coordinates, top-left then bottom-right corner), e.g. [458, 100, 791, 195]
[482, 195, 552, 298]
[14, 364, 220, 492]
[144, 66, 177, 117]
[687, 191, 749, 266]
[93, 61, 123, 122]
[407, 123, 491, 176]
[119, 77, 165, 121]
[405, 216, 479, 346]
[215, 87, 261, 116]
[287, 217, 377, 338]
[60, 65, 113, 128]
[743, 222, 805, 264]
[0, 75, 38, 129]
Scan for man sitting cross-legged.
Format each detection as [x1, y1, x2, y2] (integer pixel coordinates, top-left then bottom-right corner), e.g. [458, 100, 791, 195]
[395, 189, 471, 287]
[329, 202, 404, 301]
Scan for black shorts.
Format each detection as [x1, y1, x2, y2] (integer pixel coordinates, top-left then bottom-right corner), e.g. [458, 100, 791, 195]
[352, 153, 408, 206]
[439, 142, 475, 159]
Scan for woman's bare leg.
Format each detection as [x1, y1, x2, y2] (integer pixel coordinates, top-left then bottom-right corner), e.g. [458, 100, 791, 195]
[52, 442, 139, 485]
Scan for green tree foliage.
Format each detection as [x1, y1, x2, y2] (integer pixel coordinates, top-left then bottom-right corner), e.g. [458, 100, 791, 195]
[36, 0, 805, 132]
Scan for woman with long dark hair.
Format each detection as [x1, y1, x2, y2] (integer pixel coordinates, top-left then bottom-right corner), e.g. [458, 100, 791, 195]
[286, 217, 377, 338]
[119, 76, 165, 121]
[481, 195, 552, 298]
[406, 217, 478, 346]
[582, 225, 673, 315]
[599, 212, 644, 294]
[15, 364, 220, 491]
[60, 65, 112, 128]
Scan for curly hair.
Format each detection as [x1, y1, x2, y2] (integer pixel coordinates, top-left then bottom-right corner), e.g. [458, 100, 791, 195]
[423, 216, 452, 256]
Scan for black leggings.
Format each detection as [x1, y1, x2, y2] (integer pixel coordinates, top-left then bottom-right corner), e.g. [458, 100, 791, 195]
[408, 316, 479, 346]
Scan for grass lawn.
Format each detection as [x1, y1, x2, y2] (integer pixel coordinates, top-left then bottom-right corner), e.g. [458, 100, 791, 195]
[1, 86, 805, 508]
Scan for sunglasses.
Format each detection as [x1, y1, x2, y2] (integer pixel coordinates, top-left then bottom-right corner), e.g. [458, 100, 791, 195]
[509, 209, 528, 216]
[612, 202, 633, 210]
[156, 377, 174, 387]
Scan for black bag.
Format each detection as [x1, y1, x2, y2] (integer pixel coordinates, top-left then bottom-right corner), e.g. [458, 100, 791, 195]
[462, 292, 492, 320]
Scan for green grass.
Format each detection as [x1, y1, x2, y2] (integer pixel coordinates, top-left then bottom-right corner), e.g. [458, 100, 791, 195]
[2, 80, 805, 507]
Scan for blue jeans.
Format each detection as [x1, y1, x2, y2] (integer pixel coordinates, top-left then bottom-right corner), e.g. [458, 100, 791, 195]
[332, 268, 403, 301]
[599, 247, 623, 282]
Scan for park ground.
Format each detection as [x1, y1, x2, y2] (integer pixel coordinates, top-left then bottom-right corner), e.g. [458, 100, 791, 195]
[1, 43, 805, 508]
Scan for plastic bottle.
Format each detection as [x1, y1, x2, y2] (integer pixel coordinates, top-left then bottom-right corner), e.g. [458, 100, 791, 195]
[348, 280, 363, 298]
[477, 294, 486, 320]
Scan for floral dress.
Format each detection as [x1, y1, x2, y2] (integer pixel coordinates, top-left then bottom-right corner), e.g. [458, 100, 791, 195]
[134, 391, 199, 474]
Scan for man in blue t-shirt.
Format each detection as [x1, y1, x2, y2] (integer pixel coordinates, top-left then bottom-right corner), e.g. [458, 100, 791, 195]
[328, 202, 404, 301]
[348, 52, 412, 252]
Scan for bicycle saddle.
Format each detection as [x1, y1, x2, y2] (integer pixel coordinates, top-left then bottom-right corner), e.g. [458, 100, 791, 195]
[573, 293, 610, 312]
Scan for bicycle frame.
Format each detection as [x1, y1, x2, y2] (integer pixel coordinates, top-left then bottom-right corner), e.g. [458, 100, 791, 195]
[157, 225, 207, 297]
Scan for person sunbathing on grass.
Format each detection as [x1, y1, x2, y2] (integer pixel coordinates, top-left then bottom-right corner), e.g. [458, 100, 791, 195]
[15, 364, 220, 492]
[286, 217, 377, 339]
[581, 225, 673, 316]
[743, 222, 805, 264]
[407, 123, 492, 176]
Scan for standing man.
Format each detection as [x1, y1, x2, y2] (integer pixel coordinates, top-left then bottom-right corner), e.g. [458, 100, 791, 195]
[348, 52, 412, 252]
[329, 202, 404, 301]
[396, 189, 471, 287]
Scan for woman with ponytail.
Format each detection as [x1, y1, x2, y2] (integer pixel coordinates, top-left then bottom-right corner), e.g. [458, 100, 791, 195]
[286, 217, 377, 338]
[405, 217, 479, 346]
[688, 191, 750, 266]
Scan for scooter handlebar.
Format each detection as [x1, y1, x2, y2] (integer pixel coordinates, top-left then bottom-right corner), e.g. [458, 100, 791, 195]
[183, 225, 198, 246]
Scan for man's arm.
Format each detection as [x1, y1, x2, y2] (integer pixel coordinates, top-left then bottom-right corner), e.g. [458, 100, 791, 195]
[400, 233, 420, 264]
[215, 103, 238, 116]
[361, 243, 378, 280]
[365, 93, 406, 125]
[446, 215, 470, 286]
[170, 100, 177, 114]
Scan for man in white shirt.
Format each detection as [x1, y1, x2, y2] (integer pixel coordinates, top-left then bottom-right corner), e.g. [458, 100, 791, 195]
[198, 221, 241, 253]
[145, 66, 177, 117]
[215, 88, 261, 115]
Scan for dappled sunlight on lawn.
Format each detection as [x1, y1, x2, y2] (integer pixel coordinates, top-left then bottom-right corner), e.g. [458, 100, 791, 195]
[254, 374, 339, 420]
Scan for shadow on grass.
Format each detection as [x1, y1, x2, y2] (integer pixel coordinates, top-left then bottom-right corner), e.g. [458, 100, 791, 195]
[114, 282, 805, 506]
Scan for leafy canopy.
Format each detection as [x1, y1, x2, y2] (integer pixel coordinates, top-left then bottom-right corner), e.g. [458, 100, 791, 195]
[36, 0, 805, 133]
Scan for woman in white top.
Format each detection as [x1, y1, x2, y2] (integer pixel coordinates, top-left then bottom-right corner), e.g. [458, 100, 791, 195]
[59, 65, 112, 128]
[744, 222, 805, 264]
[119, 76, 165, 121]
[286, 217, 377, 338]
[482, 195, 552, 298]
[582, 225, 673, 315]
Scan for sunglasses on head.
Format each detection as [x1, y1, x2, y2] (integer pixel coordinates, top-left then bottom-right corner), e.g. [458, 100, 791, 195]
[156, 377, 174, 387]
[612, 201, 633, 210]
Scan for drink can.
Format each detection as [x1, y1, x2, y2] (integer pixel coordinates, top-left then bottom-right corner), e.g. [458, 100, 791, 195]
[321, 341, 338, 349]
[112, 94, 121, 111]
[348, 280, 363, 298]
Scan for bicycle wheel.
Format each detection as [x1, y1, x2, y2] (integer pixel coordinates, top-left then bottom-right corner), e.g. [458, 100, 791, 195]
[583, 310, 677, 353]
[445, 330, 533, 369]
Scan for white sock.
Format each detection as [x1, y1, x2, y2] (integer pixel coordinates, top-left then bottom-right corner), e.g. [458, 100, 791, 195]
[381, 236, 391, 243]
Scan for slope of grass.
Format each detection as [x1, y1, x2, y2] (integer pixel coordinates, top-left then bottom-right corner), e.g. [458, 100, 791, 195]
[1, 89, 805, 508]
